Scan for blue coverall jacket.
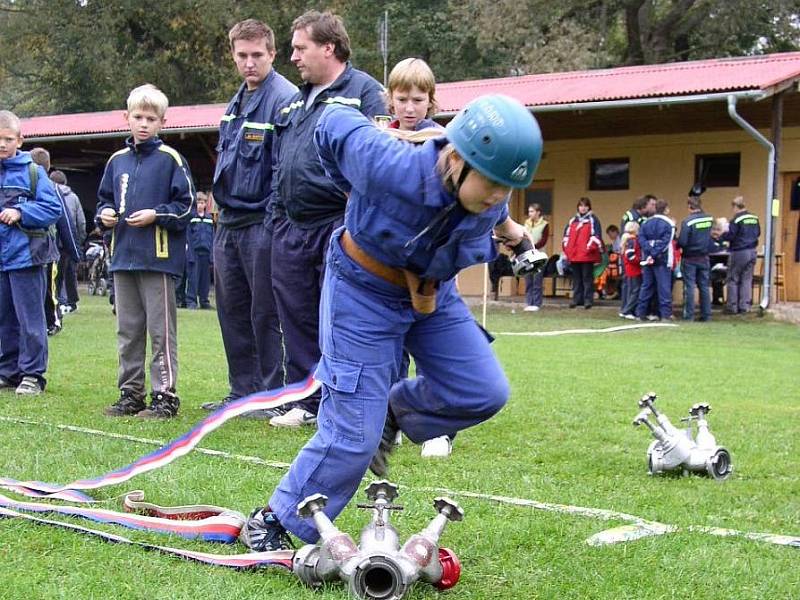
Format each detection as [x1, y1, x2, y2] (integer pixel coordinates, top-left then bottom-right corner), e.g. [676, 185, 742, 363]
[0, 152, 61, 270]
[269, 105, 511, 543]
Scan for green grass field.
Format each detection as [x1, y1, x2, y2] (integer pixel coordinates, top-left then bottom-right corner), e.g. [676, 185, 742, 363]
[0, 294, 798, 599]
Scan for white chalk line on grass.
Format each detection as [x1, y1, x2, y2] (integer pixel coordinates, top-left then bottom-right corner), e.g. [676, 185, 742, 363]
[1, 415, 798, 549]
[495, 322, 678, 337]
[0, 415, 291, 469]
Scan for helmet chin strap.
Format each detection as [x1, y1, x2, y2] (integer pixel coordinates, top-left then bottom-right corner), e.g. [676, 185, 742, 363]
[447, 160, 472, 199]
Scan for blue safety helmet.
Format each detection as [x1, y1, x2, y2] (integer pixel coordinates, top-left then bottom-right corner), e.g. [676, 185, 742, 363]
[445, 94, 543, 189]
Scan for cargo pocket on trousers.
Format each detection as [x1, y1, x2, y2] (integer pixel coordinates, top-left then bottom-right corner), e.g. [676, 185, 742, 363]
[316, 355, 365, 443]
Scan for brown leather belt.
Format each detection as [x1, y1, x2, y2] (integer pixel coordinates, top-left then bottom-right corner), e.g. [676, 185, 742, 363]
[341, 230, 437, 314]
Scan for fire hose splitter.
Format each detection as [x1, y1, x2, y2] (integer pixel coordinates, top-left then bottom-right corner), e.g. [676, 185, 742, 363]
[292, 480, 463, 599]
[633, 392, 733, 480]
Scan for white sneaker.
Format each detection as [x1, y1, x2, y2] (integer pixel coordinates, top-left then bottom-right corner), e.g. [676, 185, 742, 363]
[269, 407, 317, 428]
[623, 314, 637, 320]
[420, 436, 452, 458]
[523, 305, 540, 312]
[393, 430, 403, 446]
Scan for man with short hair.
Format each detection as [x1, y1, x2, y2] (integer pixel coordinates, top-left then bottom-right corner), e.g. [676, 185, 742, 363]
[678, 194, 713, 321]
[202, 19, 297, 411]
[268, 10, 386, 428]
[722, 196, 760, 313]
[621, 194, 656, 232]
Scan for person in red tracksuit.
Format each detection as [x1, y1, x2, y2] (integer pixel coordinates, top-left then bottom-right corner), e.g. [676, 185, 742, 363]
[562, 197, 603, 309]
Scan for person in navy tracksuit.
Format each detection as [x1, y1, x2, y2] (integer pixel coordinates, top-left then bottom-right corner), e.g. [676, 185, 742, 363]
[636, 199, 675, 320]
[268, 10, 387, 428]
[185, 192, 214, 309]
[721, 196, 760, 313]
[202, 19, 297, 413]
[0, 111, 62, 396]
[241, 95, 543, 550]
[96, 84, 194, 419]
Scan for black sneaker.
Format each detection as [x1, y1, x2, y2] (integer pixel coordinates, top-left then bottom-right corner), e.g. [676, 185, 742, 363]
[138, 391, 180, 419]
[104, 390, 146, 416]
[369, 409, 400, 477]
[200, 394, 238, 411]
[241, 405, 288, 421]
[47, 324, 62, 336]
[241, 508, 294, 552]
[0, 376, 17, 391]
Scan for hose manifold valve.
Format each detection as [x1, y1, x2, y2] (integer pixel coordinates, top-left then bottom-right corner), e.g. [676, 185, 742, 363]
[293, 480, 463, 599]
[633, 393, 732, 480]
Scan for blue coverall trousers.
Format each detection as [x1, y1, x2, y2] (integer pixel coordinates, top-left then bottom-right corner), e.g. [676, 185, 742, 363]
[270, 229, 509, 542]
[0, 266, 48, 387]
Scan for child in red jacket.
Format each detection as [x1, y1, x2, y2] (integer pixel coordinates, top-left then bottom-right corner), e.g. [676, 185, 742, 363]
[619, 221, 642, 319]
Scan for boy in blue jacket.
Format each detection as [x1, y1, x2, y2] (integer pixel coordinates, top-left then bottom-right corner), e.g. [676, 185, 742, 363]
[0, 111, 62, 395]
[185, 191, 214, 309]
[96, 84, 194, 418]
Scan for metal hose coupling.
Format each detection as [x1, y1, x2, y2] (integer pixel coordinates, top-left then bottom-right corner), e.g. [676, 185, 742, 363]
[292, 480, 463, 599]
[633, 393, 733, 480]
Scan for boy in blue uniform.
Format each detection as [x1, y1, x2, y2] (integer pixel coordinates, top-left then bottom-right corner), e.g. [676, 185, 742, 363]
[242, 95, 543, 550]
[0, 111, 62, 395]
[185, 192, 214, 309]
[635, 199, 675, 320]
[721, 196, 760, 313]
[678, 194, 713, 321]
[96, 84, 194, 419]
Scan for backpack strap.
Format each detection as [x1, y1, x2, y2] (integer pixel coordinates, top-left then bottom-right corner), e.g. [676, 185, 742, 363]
[28, 162, 38, 196]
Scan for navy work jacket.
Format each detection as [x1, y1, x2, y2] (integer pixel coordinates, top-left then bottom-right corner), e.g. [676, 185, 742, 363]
[315, 104, 508, 282]
[722, 210, 760, 250]
[272, 62, 386, 227]
[213, 70, 297, 227]
[678, 211, 713, 258]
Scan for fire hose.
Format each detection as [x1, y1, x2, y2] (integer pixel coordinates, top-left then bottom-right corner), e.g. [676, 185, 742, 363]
[0, 372, 463, 598]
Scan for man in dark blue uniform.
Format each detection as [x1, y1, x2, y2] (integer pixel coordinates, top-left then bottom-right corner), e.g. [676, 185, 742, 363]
[202, 20, 297, 411]
[678, 193, 713, 321]
[268, 10, 387, 428]
[722, 196, 760, 313]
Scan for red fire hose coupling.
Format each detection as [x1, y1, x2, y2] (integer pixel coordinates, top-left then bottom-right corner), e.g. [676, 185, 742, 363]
[434, 547, 462, 590]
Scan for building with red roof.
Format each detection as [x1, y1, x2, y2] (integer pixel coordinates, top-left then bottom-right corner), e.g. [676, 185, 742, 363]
[21, 52, 800, 301]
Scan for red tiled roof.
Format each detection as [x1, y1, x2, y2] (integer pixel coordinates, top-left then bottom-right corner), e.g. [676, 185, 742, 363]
[22, 103, 227, 139]
[21, 52, 800, 139]
[436, 52, 800, 112]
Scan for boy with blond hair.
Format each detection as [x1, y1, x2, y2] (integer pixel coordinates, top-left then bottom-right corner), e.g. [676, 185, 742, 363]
[0, 110, 62, 395]
[96, 84, 194, 418]
[385, 57, 440, 132]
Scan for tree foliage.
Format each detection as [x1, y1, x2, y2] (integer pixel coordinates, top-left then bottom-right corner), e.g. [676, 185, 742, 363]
[1, 0, 799, 117]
